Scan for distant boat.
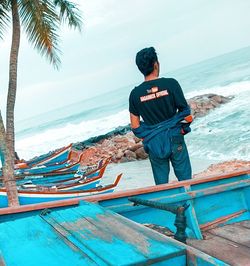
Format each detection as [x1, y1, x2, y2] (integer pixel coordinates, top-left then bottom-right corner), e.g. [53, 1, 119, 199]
[0, 174, 122, 207]
[1, 144, 77, 176]
[13, 152, 84, 176]
[17, 160, 109, 192]
[24, 143, 73, 168]
[15, 158, 109, 186]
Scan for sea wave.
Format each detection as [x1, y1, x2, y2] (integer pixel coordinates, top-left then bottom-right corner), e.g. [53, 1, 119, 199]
[16, 80, 250, 162]
[187, 88, 250, 161]
[16, 109, 130, 159]
[186, 80, 250, 98]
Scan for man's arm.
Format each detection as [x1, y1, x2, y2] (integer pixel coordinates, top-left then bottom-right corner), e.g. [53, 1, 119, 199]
[130, 113, 140, 129]
[171, 79, 189, 112]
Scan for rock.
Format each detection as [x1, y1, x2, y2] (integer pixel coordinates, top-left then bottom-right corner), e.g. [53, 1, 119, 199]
[193, 160, 250, 179]
[187, 94, 232, 118]
[189, 101, 197, 110]
[115, 150, 124, 160]
[114, 137, 129, 143]
[135, 147, 148, 159]
[128, 143, 143, 152]
[133, 136, 141, 143]
[124, 150, 137, 160]
[211, 95, 222, 103]
[221, 96, 233, 103]
[59, 93, 234, 165]
[210, 100, 220, 107]
[120, 156, 129, 163]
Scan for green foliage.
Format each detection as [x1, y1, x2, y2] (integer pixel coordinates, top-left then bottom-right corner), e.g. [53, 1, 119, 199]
[54, 0, 82, 31]
[0, 1, 10, 39]
[0, 0, 83, 68]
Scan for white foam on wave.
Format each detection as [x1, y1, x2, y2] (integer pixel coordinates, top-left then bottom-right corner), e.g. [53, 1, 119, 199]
[16, 109, 130, 159]
[16, 80, 250, 161]
[187, 88, 250, 161]
[186, 80, 250, 99]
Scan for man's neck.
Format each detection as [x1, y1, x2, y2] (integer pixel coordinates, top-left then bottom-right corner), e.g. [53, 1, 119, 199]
[144, 73, 159, 81]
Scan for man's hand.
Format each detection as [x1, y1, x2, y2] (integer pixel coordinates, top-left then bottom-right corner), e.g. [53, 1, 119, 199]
[130, 113, 140, 129]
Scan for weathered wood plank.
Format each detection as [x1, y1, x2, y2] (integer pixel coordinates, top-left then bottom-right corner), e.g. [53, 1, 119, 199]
[188, 232, 250, 266]
[200, 210, 247, 231]
[209, 223, 250, 248]
[0, 256, 5, 266]
[0, 214, 99, 266]
[42, 201, 186, 265]
[237, 220, 250, 229]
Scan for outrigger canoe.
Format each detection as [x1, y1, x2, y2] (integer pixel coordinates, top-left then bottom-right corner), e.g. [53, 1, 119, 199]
[0, 154, 82, 177]
[15, 158, 109, 186]
[14, 153, 83, 176]
[0, 174, 122, 207]
[24, 143, 73, 168]
[17, 160, 110, 192]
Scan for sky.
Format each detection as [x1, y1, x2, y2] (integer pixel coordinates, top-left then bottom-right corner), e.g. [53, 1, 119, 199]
[0, 0, 250, 121]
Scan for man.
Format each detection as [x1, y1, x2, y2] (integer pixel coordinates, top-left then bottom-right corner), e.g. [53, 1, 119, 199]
[129, 47, 192, 185]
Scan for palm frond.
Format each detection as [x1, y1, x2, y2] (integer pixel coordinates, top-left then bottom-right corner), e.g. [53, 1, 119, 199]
[0, 1, 10, 40]
[54, 0, 82, 31]
[19, 0, 61, 68]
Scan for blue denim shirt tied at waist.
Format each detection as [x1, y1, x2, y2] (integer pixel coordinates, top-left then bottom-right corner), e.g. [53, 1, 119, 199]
[132, 108, 192, 159]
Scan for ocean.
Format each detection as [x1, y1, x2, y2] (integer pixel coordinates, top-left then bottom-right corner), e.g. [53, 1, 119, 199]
[14, 46, 250, 186]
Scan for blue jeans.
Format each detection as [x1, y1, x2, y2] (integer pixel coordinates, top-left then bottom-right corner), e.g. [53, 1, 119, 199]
[149, 135, 192, 185]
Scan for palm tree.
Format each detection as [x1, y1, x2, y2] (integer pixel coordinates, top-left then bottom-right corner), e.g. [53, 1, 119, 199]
[0, 0, 82, 206]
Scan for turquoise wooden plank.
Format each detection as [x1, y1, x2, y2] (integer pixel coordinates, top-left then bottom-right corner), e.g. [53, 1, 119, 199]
[0, 211, 98, 266]
[41, 201, 186, 265]
[97, 179, 250, 239]
[194, 189, 250, 225]
[191, 174, 249, 191]
[184, 186, 203, 239]
[244, 186, 250, 210]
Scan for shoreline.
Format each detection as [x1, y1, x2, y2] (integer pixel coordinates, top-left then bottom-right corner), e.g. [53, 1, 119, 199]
[101, 158, 250, 192]
[101, 157, 217, 190]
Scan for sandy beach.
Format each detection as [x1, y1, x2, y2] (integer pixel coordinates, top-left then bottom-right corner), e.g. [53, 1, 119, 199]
[100, 157, 218, 191]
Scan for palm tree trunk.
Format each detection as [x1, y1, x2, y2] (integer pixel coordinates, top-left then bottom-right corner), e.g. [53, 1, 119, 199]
[0, 111, 6, 166]
[2, 0, 21, 206]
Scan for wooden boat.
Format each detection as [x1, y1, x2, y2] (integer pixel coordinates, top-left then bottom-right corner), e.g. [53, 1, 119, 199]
[0, 174, 122, 207]
[14, 153, 83, 176]
[19, 174, 102, 192]
[17, 161, 109, 192]
[16, 158, 108, 186]
[0, 175, 230, 266]
[24, 143, 73, 167]
[0, 169, 248, 265]
[83, 168, 250, 265]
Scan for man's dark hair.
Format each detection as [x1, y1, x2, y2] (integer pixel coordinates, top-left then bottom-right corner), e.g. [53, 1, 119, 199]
[135, 47, 158, 76]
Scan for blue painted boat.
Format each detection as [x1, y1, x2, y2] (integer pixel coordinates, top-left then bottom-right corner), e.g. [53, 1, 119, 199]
[0, 197, 226, 265]
[25, 143, 73, 167]
[17, 162, 109, 192]
[0, 169, 248, 265]
[14, 156, 82, 176]
[0, 153, 79, 177]
[16, 158, 108, 186]
[82, 168, 250, 265]
[0, 174, 122, 207]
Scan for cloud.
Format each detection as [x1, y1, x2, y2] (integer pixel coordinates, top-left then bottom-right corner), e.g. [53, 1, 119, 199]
[1, 0, 250, 121]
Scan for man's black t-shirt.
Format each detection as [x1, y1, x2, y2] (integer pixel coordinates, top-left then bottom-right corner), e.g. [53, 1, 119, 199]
[129, 77, 188, 125]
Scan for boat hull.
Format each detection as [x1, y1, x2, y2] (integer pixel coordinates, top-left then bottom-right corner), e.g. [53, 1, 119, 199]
[0, 174, 122, 207]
